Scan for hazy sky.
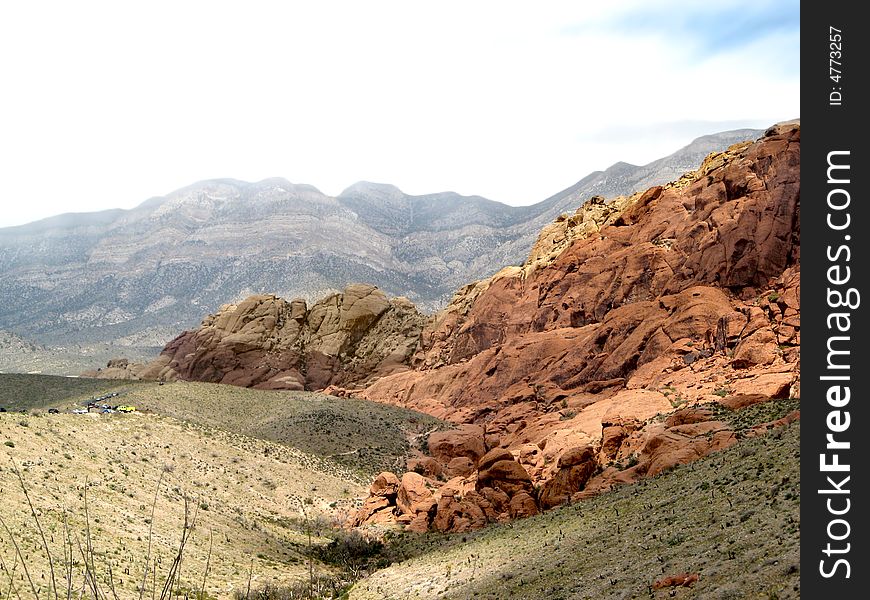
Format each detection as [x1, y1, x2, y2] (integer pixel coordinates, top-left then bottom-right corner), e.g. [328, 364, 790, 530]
[0, 0, 799, 228]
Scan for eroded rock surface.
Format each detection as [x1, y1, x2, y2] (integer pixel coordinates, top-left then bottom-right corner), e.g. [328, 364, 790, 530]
[103, 284, 425, 390]
[353, 122, 800, 532]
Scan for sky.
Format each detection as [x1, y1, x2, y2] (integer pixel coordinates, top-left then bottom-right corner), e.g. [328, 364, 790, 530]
[0, 0, 799, 228]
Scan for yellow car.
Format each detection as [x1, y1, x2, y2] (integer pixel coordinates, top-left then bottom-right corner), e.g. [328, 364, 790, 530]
[116, 405, 136, 413]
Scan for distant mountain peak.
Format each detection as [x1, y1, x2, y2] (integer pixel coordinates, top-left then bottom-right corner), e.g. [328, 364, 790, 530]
[338, 181, 405, 198]
[603, 161, 640, 174]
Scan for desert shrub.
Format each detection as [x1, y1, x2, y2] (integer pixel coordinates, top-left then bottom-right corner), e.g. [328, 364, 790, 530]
[313, 530, 384, 575]
[233, 576, 352, 599]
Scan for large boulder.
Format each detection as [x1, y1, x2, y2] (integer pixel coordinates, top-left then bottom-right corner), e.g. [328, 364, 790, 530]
[370, 471, 400, 498]
[396, 472, 434, 515]
[477, 459, 534, 497]
[600, 417, 641, 463]
[539, 445, 598, 509]
[428, 425, 486, 466]
[127, 284, 426, 391]
[509, 491, 540, 519]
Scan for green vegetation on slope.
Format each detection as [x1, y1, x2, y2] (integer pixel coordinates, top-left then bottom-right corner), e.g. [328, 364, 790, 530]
[0, 373, 144, 411]
[713, 397, 800, 433]
[120, 381, 450, 479]
[349, 422, 801, 600]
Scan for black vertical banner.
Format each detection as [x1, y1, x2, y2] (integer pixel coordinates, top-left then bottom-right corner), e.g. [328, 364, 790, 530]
[802, 2, 868, 597]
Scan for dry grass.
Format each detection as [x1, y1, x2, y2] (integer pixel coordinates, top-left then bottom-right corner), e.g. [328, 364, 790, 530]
[117, 381, 448, 478]
[0, 374, 141, 412]
[0, 410, 365, 598]
[0, 374, 449, 599]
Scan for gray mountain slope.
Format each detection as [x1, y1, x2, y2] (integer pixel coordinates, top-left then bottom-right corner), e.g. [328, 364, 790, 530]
[0, 128, 761, 364]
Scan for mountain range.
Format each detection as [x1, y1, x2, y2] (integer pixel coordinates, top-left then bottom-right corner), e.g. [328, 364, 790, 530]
[0, 127, 761, 373]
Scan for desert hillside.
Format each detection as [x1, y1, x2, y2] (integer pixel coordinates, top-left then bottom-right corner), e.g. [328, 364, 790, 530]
[0, 375, 445, 598]
[349, 417, 800, 599]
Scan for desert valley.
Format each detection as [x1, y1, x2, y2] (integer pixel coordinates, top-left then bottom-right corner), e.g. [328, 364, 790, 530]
[0, 122, 800, 599]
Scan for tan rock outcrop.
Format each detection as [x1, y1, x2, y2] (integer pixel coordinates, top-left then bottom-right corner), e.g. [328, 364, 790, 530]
[539, 445, 598, 509]
[396, 472, 435, 515]
[127, 284, 425, 390]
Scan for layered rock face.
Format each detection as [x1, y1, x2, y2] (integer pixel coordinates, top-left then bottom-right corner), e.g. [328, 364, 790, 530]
[108, 284, 425, 391]
[353, 122, 800, 532]
[363, 122, 799, 421]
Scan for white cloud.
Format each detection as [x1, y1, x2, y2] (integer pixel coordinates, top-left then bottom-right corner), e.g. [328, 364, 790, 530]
[0, 1, 799, 227]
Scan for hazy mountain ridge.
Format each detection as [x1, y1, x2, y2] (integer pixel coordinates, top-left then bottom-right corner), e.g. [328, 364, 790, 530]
[0, 128, 761, 370]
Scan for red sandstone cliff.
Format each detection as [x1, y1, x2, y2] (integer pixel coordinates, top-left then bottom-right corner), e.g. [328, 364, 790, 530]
[351, 121, 800, 531]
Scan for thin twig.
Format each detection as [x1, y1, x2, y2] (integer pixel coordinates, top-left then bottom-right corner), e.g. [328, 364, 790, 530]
[74, 534, 100, 600]
[160, 496, 192, 599]
[198, 529, 213, 600]
[1, 552, 22, 600]
[139, 471, 165, 600]
[0, 514, 39, 600]
[61, 508, 73, 600]
[106, 563, 120, 600]
[174, 496, 201, 598]
[10, 459, 59, 600]
[299, 498, 314, 599]
[82, 481, 102, 599]
[244, 559, 253, 600]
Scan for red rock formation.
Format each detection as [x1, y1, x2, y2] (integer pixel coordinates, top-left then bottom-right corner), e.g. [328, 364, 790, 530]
[427, 425, 486, 466]
[352, 472, 401, 526]
[539, 445, 598, 509]
[353, 122, 800, 532]
[653, 573, 699, 590]
[361, 122, 798, 434]
[353, 394, 800, 532]
[396, 472, 435, 515]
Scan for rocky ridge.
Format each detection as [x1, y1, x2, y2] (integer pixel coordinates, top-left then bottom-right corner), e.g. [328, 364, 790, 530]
[349, 121, 800, 532]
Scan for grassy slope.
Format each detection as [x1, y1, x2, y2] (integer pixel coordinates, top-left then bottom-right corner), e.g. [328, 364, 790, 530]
[0, 410, 363, 598]
[119, 381, 449, 479]
[349, 421, 801, 600]
[0, 374, 450, 598]
[0, 373, 144, 411]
